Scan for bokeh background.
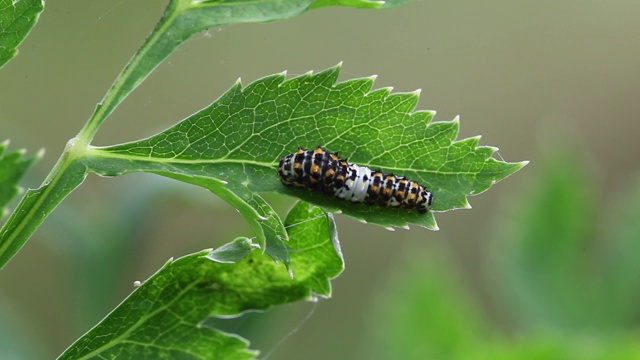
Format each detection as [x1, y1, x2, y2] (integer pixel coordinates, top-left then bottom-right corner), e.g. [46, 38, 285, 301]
[1, 0, 640, 359]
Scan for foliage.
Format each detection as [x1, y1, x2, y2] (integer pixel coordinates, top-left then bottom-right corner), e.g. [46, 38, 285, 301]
[494, 153, 640, 333]
[0, 0, 526, 358]
[84, 65, 524, 263]
[364, 153, 640, 359]
[59, 202, 342, 359]
[0, 0, 43, 69]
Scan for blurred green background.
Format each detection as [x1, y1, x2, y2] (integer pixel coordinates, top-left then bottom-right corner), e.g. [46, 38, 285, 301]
[1, 0, 640, 359]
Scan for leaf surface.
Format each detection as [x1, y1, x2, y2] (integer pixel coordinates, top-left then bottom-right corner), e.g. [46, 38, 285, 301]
[84, 65, 525, 259]
[58, 202, 343, 360]
[0, 0, 43, 69]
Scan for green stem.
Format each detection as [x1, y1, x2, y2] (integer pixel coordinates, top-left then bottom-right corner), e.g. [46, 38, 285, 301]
[0, 147, 88, 269]
[75, 0, 186, 146]
[0, 1, 188, 269]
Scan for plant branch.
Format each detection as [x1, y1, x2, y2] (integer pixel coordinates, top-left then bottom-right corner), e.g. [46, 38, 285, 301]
[0, 145, 88, 269]
[75, 1, 187, 146]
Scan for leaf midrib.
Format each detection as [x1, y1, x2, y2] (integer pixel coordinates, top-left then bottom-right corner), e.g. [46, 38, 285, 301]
[88, 149, 488, 177]
[74, 274, 200, 360]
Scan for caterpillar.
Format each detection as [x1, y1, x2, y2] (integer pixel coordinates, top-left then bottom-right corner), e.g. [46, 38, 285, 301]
[278, 147, 434, 214]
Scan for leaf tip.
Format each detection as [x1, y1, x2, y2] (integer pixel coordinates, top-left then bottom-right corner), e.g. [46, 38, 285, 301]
[412, 88, 422, 96]
[163, 257, 175, 268]
[462, 199, 472, 209]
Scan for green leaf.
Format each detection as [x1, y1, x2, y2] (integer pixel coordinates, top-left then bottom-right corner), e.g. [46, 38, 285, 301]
[208, 237, 260, 263]
[46, 178, 209, 331]
[598, 174, 640, 328]
[490, 151, 640, 332]
[80, 0, 401, 144]
[0, 0, 44, 69]
[58, 201, 343, 360]
[492, 153, 598, 331]
[0, 140, 41, 219]
[469, 336, 640, 360]
[83, 65, 525, 259]
[363, 245, 485, 360]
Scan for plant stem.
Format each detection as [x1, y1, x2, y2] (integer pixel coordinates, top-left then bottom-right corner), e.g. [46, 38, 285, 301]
[0, 1, 188, 269]
[0, 145, 87, 269]
[75, 0, 184, 146]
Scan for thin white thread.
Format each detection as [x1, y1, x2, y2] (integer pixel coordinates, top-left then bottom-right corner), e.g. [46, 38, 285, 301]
[283, 214, 326, 229]
[259, 302, 319, 360]
[96, 0, 126, 20]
